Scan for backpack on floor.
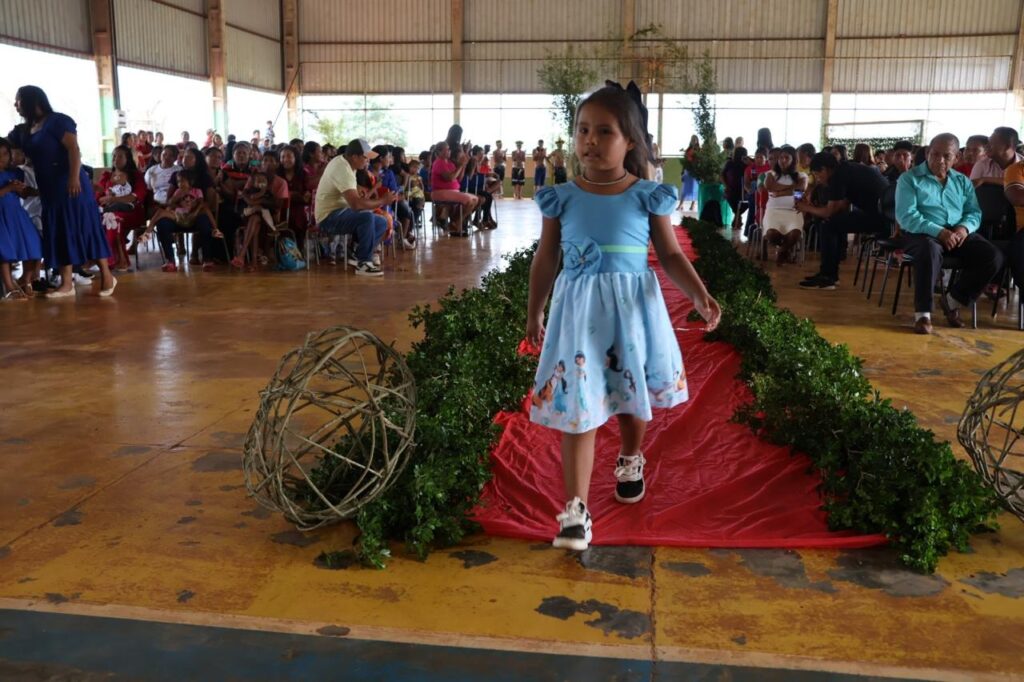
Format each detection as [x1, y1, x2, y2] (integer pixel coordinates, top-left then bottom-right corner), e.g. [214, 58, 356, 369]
[276, 236, 306, 271]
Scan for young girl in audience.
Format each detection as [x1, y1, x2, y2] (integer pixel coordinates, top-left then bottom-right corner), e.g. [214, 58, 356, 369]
[231, 172, 277, 268]
[525, 82, 720, 550]
[406, 159, 426, 223]
[0, 138, 42, 300]
[141, 170, 214, 249]
[103, 169, 136, 213]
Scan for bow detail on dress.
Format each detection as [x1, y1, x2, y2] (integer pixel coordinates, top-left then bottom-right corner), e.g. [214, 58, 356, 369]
[562, 238, 602, 279]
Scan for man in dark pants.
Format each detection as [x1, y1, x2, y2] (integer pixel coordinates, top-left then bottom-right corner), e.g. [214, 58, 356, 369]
[795, 152, 890, 290]
[895, 133, 1003, 334]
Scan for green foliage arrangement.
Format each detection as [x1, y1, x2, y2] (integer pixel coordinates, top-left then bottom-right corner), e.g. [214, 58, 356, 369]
[681, 217, 999, 572]
[350, 248, 538, 567]
[537, 45, 600, 139]
[681, 55, 727, 185]
[320, 217, 997, 574]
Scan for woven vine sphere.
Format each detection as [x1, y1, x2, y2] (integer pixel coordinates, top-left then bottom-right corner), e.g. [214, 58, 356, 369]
[958, 347, 1024, 521]
[243, 326, 416, 530]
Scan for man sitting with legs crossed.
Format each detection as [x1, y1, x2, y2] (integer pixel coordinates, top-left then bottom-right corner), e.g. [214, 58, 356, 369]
[895, 133, 1003, 334]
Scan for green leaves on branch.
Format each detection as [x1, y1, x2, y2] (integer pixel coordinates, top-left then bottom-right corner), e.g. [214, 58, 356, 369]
[683, 218, 999, 573]
[537, 46, 600, 139]
[353, 248, 538, 567]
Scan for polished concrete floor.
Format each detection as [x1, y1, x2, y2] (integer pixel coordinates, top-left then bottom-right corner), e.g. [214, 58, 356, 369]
[0, 198, 1022, 681]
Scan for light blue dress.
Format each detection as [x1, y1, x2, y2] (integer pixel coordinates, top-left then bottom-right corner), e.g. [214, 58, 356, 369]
[530, 180, 689, 434]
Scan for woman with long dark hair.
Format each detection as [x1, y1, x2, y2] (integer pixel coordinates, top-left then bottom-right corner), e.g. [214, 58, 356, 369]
[278, 145, 312, 249]
[762, 144, 808, 264]
[94, 144, 146, 269]
[9, 85, 115, 297]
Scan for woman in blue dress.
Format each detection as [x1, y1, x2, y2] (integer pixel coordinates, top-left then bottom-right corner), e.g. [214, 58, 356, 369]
[679, 135, 700, 212]
[9, 86, 115, 298]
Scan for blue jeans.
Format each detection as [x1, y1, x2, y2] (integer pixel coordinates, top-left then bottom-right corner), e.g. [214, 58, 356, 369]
[318, 208, 386, 262]
[534, 166, 546, 187]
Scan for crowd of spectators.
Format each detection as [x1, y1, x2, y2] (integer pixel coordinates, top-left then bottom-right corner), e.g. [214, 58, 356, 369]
[707, 127, 1023, 333]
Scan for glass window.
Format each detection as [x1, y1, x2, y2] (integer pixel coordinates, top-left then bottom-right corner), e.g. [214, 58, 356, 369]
[0, 44, 101, 165]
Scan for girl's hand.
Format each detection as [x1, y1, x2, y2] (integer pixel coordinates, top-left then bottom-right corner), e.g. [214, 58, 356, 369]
[68, 175, 81, 197]
[693, 294, 722, 331]
[526, 314, 546, 347]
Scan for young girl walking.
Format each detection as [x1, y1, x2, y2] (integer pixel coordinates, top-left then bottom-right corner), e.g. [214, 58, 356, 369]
[526, 82, 721, 550]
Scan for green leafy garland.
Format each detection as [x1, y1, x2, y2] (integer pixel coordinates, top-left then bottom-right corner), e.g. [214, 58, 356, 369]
[337, 221, 998, 573]
[682, 218, 999, 572]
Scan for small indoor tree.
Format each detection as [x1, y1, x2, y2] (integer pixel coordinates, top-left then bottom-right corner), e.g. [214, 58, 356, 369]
[537, 45, 599, 148]
[681, 54, 730, 223]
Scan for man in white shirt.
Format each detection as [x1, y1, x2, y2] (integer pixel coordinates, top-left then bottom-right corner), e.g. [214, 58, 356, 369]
[314, 138, 398, 276]
[144, 145, 181, 205]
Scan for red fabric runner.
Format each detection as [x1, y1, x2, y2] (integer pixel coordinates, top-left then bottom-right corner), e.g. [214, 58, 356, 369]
[474, 229, 887, 549]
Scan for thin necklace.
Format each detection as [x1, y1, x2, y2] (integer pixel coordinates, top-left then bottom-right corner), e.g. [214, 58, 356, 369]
[580, 170, 628, 186]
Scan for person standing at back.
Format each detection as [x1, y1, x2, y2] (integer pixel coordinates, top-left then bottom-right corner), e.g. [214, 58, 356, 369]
[532, 139, 548, 191]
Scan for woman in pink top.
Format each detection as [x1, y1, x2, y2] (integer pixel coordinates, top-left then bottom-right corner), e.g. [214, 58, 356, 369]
[430, 141, 479, 235]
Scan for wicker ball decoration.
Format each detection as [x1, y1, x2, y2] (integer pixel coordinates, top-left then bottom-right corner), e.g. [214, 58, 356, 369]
[243, 326, 416, 530]
[958, 347, 1024, 521]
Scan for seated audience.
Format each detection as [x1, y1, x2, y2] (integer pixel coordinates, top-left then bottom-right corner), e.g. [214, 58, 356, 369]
[277, 145, 313, 250]
[954, 134, 988, 176]
[971, 127, 1022, 188]
[147, 168, 218, 272]
[896, 133, 1002, 333]
[795, 151, 889, 289]
[95, 144, 147, 270]
[762, 145, 808, 265]
[430, 140, 479, 236]
[313, 139, 396, 277]
[144, 145, 181, 206]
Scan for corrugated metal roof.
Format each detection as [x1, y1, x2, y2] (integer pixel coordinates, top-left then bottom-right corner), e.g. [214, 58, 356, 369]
[227, 27, 282, 91]
[224, 0, 281, 39]
[114, 0, 208, 77]
[160, 0, 206, 14]
[299, 42, 451, 93]
[837, 0, 1022, 37]
[465, 0, 621, 42]
[637, 0, 827, 40]
[298, 0, 450, 43]
[835, 35, 1014, 91]
[0, 0, 92, 55]
[463, 41, 613, 93]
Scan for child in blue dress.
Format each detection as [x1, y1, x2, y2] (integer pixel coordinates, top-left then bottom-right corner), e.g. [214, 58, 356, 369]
[526, 82, 721, 551]
[0, 138, 42, 300]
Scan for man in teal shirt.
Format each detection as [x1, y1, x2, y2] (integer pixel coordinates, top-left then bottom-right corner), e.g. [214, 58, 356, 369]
[895, 133, 1003, 333]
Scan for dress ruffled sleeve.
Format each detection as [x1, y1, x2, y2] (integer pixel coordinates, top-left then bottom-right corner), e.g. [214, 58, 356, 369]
[644, 183, 679, 216]
[534, 186, 562, 219]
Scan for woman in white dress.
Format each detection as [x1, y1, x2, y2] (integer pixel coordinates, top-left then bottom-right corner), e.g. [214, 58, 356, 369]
[762, 145, 808, 264]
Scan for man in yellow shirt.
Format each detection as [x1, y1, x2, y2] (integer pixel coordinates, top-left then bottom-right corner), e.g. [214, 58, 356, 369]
[315, 138, 398, 276]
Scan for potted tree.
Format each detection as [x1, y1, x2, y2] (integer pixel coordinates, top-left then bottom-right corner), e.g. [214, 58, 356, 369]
[681, 56, 730, 226]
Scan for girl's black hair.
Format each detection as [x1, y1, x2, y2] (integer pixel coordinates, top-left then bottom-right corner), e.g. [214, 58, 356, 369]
[722, 137, 734, 150]
[176, 168, 196, 185]
[111, 144, 140, 183]
[183, 147, 214, 189]
[16, 85, 54, 124]
[756, 127, 774, 152]
[355, 168, 372, 188]
[733, 146, 748, 162]
[574, 85, 653, 180]
[277, 145, 307, 185]
[772, 145, 800, 183]
[833, 144, 848, 162]
[606, 345, 623, 372]
[302, 141, 321, 165]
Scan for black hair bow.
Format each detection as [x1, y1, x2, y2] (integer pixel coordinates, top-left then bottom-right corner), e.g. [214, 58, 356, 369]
[604, 80, 649, 132]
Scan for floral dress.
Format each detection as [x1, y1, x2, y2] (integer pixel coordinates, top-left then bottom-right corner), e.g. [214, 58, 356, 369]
[529, 180, 688, 434]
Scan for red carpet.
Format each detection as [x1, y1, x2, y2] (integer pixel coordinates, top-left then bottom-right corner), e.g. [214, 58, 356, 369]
[474, 229, 888, 549]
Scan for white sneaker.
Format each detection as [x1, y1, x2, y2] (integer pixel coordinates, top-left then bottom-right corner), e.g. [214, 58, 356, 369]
[552, 497, 592, 551]
[354, 261, 383, 277]
[372, 253, 381, 267]
[72, 273, 94, 286]
[614, 453, 646, 503]
[402, 238, 416, 249]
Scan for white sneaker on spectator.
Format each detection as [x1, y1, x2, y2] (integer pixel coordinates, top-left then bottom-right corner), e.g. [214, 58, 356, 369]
[354, 261, 383, 277]
[72, 273, 94, 286]
[402, 238, 416, 249]
[347, 255, 359, 267]
[372, 253, 381, 267]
